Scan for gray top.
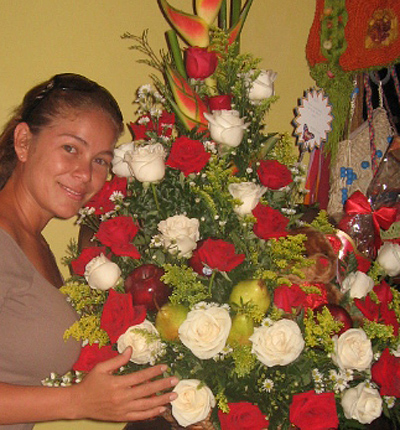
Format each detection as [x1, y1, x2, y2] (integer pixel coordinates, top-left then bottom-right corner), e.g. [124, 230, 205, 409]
[0, 229, 81, 429]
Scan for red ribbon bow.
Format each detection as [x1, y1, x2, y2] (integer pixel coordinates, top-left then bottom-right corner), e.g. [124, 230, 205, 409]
[344, 191, 397, 249]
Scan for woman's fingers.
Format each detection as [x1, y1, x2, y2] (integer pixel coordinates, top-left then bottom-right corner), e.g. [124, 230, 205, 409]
[94, 347, 133, 374]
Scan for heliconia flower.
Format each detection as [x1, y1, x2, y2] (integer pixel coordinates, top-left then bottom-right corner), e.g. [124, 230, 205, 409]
[166, 66, 209, 132]
[227, 0, 254, 45]
[159, 0, 210, 47]
[195, 0, 224, 25]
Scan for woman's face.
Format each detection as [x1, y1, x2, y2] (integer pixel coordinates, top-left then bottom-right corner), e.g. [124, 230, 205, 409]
[16, 109, 117, 221]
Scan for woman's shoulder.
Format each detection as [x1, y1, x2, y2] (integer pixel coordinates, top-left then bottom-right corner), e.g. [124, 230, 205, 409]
[0, 226, 31, 270]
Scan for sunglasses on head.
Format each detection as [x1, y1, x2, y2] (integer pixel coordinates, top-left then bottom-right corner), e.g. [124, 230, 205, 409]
[22, 73, 123, 123]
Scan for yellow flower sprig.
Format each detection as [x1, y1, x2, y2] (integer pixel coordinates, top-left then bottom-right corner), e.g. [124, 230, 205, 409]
[64, 315, 109, 347]
[231, 344, 257, 377]
[304, 308, 341, 353]
[60, 281, 107, 313]
[162, 264, 211, 307]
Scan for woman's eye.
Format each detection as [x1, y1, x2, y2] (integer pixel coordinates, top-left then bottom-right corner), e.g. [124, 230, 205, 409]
[63, 145, 77, 154]
[94, 157, 110, 167]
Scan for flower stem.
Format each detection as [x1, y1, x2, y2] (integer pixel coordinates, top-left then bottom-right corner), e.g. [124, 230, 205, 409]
[151, 182, 161, 214]
[166, 30, 187, 79]
[208, 270, 216, 296]
[230, 0, 241, 28]
[218, 0, 227, 30]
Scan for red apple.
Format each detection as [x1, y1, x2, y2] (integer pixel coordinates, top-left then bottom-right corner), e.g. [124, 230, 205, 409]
[124, 264, 171, 311]
[314, 303, 353, 335]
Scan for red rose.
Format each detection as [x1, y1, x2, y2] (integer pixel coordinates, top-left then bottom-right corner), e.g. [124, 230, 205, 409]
[166, 136, 211, 176]
[96, 216, 141, 259]
[302, 283, 328, 310]
[85, 177, 127, 215]
[72, 344, 118, 372]
[207, 95, 232, 111]
[197, 238, 245, 272]
[257, 160, 293, 190]
[100, 289, 146, 343]
[355, 281, 399, 335]
[355, 253, 372, 273]
[372, 348, 400, 397]
[129, 111, 175, 140]
[218, 402, 269, 430]
[185, 46, 218, 80]
[354, 294, 380, 321]
[289, 390, 338, 430]
[252, 204, 289, 240]
[71, 246, 108, 276]
[274, 284, 307, 313]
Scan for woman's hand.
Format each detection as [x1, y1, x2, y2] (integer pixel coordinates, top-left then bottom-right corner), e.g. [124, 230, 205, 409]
[70, 347, 179, 422]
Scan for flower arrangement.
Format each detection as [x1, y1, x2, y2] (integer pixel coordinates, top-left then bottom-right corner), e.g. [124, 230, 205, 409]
[44, 1, 400, 429]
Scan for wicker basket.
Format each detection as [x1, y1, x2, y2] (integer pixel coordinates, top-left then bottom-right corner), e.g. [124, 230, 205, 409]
[327, 107, 393, 221]
[161, 407, 216, 430]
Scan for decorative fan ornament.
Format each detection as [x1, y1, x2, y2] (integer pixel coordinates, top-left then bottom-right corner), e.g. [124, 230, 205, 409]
[293, 89, 333, 151]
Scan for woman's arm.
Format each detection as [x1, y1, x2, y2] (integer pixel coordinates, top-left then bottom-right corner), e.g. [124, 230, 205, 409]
[0, 348, 178, 424]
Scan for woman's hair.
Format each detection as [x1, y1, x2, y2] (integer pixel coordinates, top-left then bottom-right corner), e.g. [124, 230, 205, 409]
[0, 73, 124, 190]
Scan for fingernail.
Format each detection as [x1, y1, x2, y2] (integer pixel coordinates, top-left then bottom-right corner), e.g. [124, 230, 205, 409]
[160, 365, 168, 372]
[169, 392, 178, 401]
[170, 377, 179, 386]
[159, 406, 166, 414]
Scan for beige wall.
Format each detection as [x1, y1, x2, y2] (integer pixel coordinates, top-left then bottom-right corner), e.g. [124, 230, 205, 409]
[0, 1, 315, 428]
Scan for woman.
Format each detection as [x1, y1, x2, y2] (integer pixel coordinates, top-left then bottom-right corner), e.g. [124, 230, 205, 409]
[0, 73, 178, 429]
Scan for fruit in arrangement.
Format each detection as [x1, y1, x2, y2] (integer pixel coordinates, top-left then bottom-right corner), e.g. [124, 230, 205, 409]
[227, 313, 254, 346]
[124, 264, 171, 311]
[229, 279, 271, 314]
[155, 303, 189, 341]
[314, 303, 353, 335]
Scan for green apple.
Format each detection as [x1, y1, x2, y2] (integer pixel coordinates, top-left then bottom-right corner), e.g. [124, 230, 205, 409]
[227, 313, 254, 345]
[155, 302, 189, 341]
[229, 279, 271, 314]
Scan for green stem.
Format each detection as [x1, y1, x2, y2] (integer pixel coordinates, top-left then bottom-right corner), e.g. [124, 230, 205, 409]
[218, 0, 227, 30]
[151, 182, 161, 214]
[230, 0, 241, 28]
[166, 30, 187, 79]
[208, 270, 216, 296]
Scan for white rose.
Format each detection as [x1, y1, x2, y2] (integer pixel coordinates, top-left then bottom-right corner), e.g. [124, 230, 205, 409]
[84, 254, 121, 291]
[178, 305, 231, 359]
[249, 319, 305, 367]
[157, 215, 200, 258]
[111, 141, 135, 177]
[332, 328, 373, 371]
[377, 242, 400, 277]
[341, 271, 374, 299]
[126, 143, 166, 183]
[171, 379, 216, 427]
[117, 320, 163, 365]
[228, 182, 266, 216]
[248, 69, 277, 102]
[204, 110, 249, 148]
[341, 382, 382, 424]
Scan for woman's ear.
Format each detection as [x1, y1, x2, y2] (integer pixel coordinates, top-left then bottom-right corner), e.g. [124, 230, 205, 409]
[14, 122, 32, 162]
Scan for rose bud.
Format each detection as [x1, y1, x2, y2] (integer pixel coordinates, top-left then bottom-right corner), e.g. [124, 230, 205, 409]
[185, 46, 218, 80]
[84, 254, 121, 291]
[207, 95, 232, 111]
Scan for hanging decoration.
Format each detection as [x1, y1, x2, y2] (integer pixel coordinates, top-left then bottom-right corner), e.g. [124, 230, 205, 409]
[293, 88, 333, 152]
[305, 0, 400, 159]
[302, 0, 400, 215]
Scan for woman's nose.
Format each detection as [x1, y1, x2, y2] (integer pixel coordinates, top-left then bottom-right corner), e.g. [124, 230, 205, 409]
[73, 159, 92, 182]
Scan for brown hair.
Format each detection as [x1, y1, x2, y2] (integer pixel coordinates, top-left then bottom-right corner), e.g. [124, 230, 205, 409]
[0, 73, 124, 190]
